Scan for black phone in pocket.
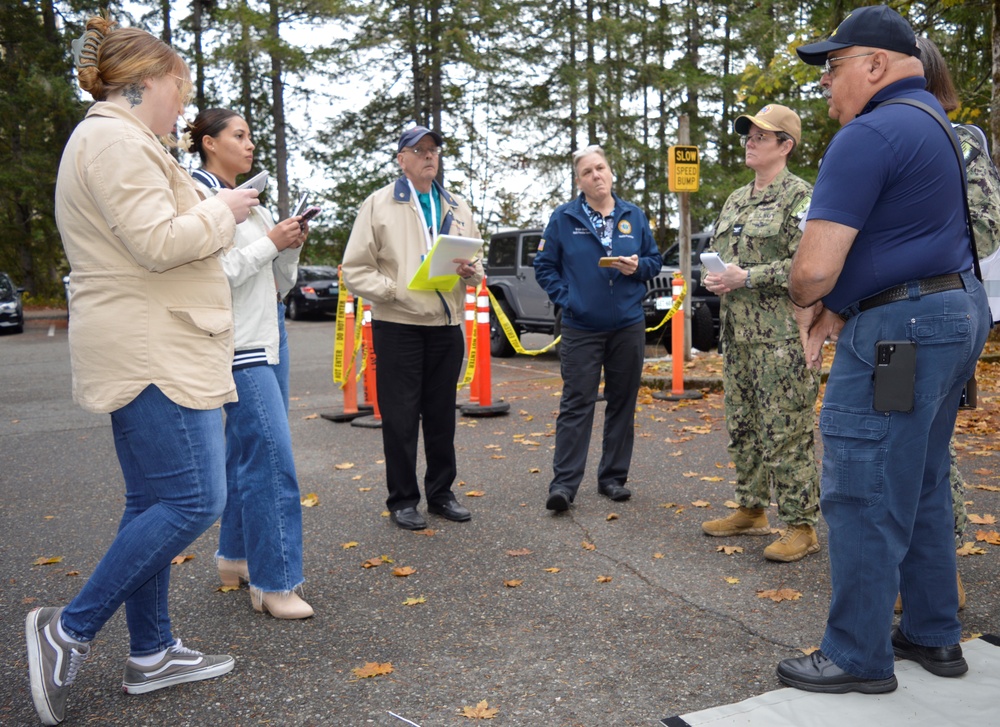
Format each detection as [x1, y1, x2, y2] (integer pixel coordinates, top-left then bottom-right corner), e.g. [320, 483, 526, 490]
[873, 340, 916, 413]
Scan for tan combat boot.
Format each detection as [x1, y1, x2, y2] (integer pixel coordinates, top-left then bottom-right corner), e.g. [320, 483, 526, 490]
[764, 524, 821, 562]
[702, 506, 770, 537]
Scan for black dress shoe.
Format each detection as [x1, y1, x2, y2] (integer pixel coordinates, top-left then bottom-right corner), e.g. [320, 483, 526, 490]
[776, 651, 898, 694]
[427, 498, 472, 522]
[390, 507, 427, 530]
[546, 489, 572, 512]
[891, 627, 968, 677]
[598, 483, 631, 502]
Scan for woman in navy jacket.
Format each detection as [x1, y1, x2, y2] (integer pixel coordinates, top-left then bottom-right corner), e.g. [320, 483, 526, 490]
[534, 145, 662, 511]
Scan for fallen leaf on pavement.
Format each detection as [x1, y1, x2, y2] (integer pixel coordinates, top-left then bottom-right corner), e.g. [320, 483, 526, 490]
[351, 661, 393, 679]
[170, 554, 194, 565]
[303, 413, 318, 420]
[413, 528, 436, 536]
[717, 545, 743, 555]
[217, 585, 240, 593]
[606, 513, 619, 521]
[581, 541, 596, 550]
[653, 552, 664, 559]
[700, 476, 724, 482]
[32, 556, 63, 566]
[799, 646, 819, 655]
[691, 500, 710, 508]
[341, 541, 359, 549]
[975, 530, 1000, 545]
[724, 576, 739, 584]
[757, 588, 802, 602]
[957, 542, 988, 556]
[334, 462, 355, 470]
[503, 579, 522, 587]
[969, 513, 997, 525]
[724, 500, 740, 509]
[300, 493, 320, 507]
[460, 700, 499, 719]
[466, 490, 485, 497]
[596, 575, 612, 583]
[402, 596, 426, 606]
[543, 567, 561, 573]
[506, 548, 533, 556]
[392, 566, 416, 577]
[362, 558, 382, 568]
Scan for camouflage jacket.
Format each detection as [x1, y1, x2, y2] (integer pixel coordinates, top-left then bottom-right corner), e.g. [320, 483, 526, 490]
[958, 125, 1000, 260]
[711, 167, 812, 344]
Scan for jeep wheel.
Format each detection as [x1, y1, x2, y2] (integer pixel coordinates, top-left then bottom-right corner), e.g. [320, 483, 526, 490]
[691, 303, 715, 352]
[490, 299, 517, 358]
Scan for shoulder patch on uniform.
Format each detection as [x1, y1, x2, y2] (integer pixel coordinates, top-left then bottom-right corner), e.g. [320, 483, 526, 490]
[790, 194, 812, 219]
[618, 220, 632, 235]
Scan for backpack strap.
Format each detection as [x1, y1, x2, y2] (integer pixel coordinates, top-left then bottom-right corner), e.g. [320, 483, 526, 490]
[876, 97, 981, 281]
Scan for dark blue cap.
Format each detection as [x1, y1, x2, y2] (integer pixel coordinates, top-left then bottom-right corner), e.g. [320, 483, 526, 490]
[397, 126, 443, 153]
[796, 5, 919, 65]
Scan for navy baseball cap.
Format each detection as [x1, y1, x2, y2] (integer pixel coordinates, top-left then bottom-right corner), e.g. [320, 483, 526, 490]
[397, 126, 443, 153]
[796, 5, 920, 66]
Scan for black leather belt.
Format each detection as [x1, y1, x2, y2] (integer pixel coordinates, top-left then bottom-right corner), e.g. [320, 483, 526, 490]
[857, 273, 964, 312]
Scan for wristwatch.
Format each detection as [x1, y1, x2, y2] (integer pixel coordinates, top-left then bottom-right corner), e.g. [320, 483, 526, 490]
[745, 270, 753, 289]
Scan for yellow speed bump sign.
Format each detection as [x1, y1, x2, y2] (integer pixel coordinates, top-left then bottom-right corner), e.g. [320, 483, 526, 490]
[668, 145, 700, 192]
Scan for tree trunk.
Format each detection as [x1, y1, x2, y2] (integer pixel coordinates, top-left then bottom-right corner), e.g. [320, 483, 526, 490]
[268, 0, 289, 215]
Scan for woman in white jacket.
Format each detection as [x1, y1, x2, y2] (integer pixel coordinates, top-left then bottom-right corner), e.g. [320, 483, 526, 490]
[185, 108, 313, 619]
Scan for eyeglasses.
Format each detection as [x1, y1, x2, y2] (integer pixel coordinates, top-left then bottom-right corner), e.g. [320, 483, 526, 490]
[822, 52, 875, 76]
[405, 146, 441, 157]
[740, 132, 776, 147]
[168, 73, 194, 105]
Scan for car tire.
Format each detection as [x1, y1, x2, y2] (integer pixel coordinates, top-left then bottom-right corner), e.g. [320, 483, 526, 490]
[691, 302, 715, 352]
[490, 298, 517, 358]
[287, 298, 304, 321]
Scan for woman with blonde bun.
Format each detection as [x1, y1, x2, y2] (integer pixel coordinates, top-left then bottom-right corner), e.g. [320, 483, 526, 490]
[25, 15, 258, 726]
[185, 108, 313, 619]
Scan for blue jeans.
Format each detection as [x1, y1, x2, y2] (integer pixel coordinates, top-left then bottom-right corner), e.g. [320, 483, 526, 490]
[820, 271, 989, 679]
[218, 307, 304, 593]
[61, 384, 227, 656]
[551, 322, 646, 495]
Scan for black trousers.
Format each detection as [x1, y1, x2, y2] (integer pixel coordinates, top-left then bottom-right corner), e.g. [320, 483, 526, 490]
[371, 320, 464, 510]
[550, 321, 646, 496]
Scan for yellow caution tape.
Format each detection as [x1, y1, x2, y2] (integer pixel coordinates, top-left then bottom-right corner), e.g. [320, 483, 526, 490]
[485, 279, 687, 354]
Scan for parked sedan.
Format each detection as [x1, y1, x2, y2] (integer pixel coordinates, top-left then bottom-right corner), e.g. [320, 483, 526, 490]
[284, 265, 340, 320]
[0, 271, 24, 334]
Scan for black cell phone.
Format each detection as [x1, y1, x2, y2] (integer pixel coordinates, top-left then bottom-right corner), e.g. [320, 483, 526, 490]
[873, 340, 916, 413]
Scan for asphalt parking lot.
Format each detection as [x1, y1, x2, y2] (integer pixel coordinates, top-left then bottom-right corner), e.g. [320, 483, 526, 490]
[2, 313, 999, 726]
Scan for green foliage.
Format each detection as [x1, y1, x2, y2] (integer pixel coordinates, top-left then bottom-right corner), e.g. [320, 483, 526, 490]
[0, 1, 89, 297]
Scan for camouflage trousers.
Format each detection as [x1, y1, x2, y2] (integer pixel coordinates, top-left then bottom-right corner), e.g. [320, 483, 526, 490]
[722, 337, 821, 526]
[949, 439, 967, 544]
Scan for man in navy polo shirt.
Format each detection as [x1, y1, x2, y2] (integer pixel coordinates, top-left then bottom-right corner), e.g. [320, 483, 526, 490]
[776, 6, 990, 693]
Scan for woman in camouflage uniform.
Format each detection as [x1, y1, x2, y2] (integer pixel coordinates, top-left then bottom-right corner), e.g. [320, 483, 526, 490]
[699, 104, 822, 563]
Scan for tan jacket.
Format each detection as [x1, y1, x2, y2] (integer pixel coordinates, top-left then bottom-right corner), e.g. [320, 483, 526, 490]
[56, 103, 238, 413]
[342, 177, 483, 326]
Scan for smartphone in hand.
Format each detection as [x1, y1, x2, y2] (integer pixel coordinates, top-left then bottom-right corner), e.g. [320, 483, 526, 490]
[598, 257, 618, 267]
[700, 251, 728, 274]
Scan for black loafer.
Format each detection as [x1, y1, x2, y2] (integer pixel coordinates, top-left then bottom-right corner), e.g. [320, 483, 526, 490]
[598, 484, 631, 502]
[546, 489, 572, 512]
[390, 507, 427, 530]
[776, 651, 897, 694]
[427, 498, 472, 522]
[891, 627, 968, 677]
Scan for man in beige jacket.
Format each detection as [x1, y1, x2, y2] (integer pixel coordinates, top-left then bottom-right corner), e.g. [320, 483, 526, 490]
[342, 126, 483, 530]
